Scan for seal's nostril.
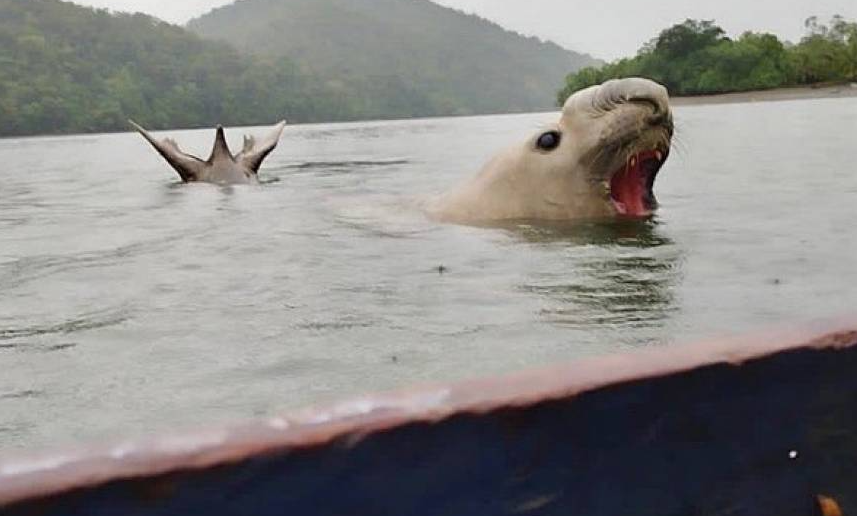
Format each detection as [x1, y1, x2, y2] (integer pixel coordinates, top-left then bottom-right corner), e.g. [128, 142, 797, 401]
[650, 113, 672, 130]
[628, 96, 662, 115]
[629, 96, 673, 130]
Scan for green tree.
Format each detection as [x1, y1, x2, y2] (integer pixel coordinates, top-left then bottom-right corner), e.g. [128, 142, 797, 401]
[653, 19, 727, 59]
[558, 16, 856, 103]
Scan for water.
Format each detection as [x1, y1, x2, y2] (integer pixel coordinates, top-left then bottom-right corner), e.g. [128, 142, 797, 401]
[1, 97, 855, 452]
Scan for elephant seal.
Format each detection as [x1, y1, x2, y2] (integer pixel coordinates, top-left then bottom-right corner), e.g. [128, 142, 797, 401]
[427, 78, 674, 223]
[130, 120, 287, 184]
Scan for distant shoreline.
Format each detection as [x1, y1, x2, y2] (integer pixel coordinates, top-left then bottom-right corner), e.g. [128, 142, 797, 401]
[3, 84, 855, 140]
[672, 83, 857, 106]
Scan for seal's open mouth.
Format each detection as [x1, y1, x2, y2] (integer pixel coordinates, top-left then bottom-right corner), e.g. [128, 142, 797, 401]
[609, 149, 667, 217]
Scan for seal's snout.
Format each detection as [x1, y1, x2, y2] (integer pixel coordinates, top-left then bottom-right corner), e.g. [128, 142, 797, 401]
[629, 94, 672, 128]
[614, 77, 669, 104]
[579, 77, 672, 124]
[620, 80, 672, 131]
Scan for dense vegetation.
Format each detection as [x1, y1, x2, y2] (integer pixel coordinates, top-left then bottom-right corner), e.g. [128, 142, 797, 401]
[0, 0, 597, 137]
[0, 0, 365, 136]
[559, 17, 857, 102]
[188, 0, 597, 119]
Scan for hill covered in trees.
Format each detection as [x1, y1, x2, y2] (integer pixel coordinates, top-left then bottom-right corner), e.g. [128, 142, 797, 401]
[0, 0, 363, 136]
[0, 0, 596, 137]
[559, 17, 857, 103]
[188, 0, 598, 120]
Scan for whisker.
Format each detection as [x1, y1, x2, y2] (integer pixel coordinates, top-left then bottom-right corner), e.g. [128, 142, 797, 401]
[670, 130, 689, 161]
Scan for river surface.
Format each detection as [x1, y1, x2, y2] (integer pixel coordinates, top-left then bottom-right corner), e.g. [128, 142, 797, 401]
[1, 97, 856, 452]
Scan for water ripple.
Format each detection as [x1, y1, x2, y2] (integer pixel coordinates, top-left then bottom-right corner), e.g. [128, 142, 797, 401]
[275, 159, 409, 172]
[0, 342, 79, 354]
[0, 233, 189, 290]
[0, 390, 45, 401]
[0, 309, 129, 341]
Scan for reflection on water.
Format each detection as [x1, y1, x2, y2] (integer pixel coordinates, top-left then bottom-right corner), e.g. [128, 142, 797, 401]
[1, 99, 857, 451]
[508, 218, 670, 246]
[510, 219, 682, 330]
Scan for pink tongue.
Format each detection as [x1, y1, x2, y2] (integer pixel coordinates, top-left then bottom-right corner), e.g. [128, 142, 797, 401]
[611, 161, 647, 216]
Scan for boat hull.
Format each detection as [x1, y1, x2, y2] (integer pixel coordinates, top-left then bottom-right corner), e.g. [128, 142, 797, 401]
[2, 322, 856, 515]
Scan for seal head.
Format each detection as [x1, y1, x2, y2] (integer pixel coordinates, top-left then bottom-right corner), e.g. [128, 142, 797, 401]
[429, 77, 674, 223]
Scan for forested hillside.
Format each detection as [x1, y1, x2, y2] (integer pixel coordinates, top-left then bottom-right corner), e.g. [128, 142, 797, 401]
[0, 0, 361, 136]
[189, 0, 598, 119]
[559, 17, 857, 102]
[0, 0, 596, 137]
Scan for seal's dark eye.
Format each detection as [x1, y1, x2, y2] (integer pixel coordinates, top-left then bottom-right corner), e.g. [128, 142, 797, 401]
[536, 131, 561, 151]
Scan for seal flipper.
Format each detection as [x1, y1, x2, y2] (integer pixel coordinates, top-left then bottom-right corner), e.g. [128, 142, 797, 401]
[129, 120, 206, 182]
[236, 121, 287, 174]
[208, 126, 234, 163]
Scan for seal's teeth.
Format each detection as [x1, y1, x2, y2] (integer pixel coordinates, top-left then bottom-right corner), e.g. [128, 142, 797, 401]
[655, 150, 663, 161]
[601, 181, 611, 197]
[630, 156, 637, 168]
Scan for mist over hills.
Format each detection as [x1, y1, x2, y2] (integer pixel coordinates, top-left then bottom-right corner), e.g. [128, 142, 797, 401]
[188, 0, 598, 118]
[0, 0, 596, 136]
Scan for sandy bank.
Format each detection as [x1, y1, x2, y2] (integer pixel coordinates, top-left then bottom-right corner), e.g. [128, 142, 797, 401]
[672, 83, 857, 106]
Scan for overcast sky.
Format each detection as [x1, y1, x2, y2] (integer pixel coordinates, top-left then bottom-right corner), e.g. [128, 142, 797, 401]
[73, 0, 856, 60]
